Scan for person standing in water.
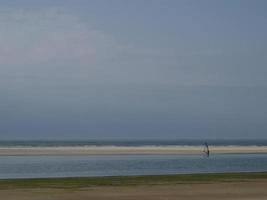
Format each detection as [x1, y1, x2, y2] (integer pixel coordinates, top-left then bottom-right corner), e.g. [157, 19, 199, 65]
[203, 142, 210, 157]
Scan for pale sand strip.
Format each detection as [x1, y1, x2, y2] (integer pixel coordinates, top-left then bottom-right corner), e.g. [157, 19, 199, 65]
[0, 145, 267, 155]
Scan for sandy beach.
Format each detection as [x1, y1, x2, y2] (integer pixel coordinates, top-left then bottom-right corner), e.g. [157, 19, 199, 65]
[0, 173, 267, 200]
[0, 145, 267, 155]
[1, 182, 267, 200]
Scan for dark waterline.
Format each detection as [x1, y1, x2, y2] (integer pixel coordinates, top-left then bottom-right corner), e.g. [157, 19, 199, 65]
[1, 139, 267, 147]
[1, 154, 267, 179]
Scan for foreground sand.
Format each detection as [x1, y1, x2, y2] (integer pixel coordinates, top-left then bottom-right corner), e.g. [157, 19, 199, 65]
[0, 145, 267, 155]
[0, 180, 267, 200]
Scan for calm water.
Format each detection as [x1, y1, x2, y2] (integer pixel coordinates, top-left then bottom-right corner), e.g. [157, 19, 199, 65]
[1, 154, 267, 179]
[1, 139, 267, 147]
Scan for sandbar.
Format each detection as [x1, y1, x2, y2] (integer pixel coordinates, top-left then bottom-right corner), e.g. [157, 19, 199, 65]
[0, 145, 267, 155]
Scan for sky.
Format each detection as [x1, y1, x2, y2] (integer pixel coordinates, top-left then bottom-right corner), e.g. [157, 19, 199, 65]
[0, 0, 267, 140]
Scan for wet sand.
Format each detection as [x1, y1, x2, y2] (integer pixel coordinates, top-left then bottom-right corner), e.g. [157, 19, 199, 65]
[0, 181, 267, 200]
[0, 145, 267, 155]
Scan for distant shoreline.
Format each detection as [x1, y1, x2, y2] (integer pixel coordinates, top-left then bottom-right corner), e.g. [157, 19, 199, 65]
[1, 145, 267, 156]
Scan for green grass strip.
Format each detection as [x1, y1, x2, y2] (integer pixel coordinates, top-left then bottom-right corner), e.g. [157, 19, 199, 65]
[0, 172, 267, 189]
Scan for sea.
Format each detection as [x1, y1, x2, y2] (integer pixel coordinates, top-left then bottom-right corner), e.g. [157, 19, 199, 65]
[0, 139, 267, 179]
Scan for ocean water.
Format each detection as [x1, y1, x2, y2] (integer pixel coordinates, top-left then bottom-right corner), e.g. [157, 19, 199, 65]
[1, 139, 267, 147]
[0, 154, 267, 179]
[1, 140, 267, 179]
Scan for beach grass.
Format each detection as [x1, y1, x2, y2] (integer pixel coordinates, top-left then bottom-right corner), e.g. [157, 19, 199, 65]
[0, 172, 267, 189]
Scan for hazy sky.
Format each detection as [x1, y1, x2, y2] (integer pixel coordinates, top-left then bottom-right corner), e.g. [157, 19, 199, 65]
[1, 0, 267, 140]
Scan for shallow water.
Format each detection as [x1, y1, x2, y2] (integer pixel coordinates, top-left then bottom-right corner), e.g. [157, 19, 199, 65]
[0, 154, 267, 179]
